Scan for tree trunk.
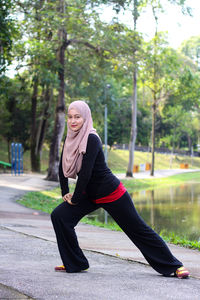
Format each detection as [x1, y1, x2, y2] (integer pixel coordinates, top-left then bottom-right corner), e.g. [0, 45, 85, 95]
[151, 100, 156, 176]
[46, 109, 65, 181]
[30, 0, 46, 172]
[150, 4, 159, 177]
[30, 81, 52, 173]
[46, 26, 66, 181]
[30, 77, 39, 172]
[126, 0, 138, 177]
[126, 68, 137, 177]
[34, 85, 52, 171]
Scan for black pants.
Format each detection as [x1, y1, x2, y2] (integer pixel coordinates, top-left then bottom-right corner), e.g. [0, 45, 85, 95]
[51, 192, 182, 275]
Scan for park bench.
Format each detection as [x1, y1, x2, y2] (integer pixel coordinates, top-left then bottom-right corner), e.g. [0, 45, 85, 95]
[0, 160, 12, 171]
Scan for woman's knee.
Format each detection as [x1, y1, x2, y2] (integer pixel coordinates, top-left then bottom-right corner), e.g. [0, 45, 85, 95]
[51, 208, 60, 225]
[51, 202, 66, 222]
[51, 202, 80, 228]
[50, 207, 57, 221]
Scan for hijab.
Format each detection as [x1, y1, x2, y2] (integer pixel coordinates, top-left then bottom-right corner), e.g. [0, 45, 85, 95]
[62, 100, 99, 179]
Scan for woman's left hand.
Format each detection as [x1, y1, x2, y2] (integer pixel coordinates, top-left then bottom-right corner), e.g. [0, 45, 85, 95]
[66, 198, 77, 205]
[63, 193, 76, 205]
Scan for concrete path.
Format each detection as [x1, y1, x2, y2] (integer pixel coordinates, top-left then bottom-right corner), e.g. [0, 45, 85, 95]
[0, 172, 200, 300]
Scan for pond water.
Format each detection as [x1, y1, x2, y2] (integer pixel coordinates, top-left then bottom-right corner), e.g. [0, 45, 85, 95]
[88, 183, 200, 241]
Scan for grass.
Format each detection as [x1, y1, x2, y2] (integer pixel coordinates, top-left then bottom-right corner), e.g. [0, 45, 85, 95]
[160, 230, 200, 251]
[107, 148, 200, 173]
[18, 188, 62, 214]
[121, 171, 200, 194]
[17, 172, 200, 251]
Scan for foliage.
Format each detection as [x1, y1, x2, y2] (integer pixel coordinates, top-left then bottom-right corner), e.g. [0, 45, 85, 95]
[0, 0, 19, 74]
[141, 36, 181, 102]
[160, 230, 200, 251]
[0, 75, 31, 151]
[18, 191, 62, 215]
[180, 36, 200, 68]
[108, 97, 131, 146]
[161, 64, 200, 150]
[136, 104, 152, 145]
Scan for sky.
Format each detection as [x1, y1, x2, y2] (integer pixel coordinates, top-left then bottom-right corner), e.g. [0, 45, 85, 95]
[101, 0, 200, 49]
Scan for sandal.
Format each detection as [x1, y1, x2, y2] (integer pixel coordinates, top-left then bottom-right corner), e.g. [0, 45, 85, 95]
[175, 266, 190, 279]
[55, 265, 66, 272]
[54, 265, 88, 272]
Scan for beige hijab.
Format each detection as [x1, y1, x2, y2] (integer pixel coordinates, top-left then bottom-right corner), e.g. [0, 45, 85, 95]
[62, 100, 99, 179]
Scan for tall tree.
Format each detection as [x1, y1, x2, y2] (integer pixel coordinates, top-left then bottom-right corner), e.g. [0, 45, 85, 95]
[46, 0, 67, 180]
[104, 1, 146, 177]
[0, 0, 18, 74]
[141, 34, 180, 175]
[16, 0, 58, 172]
[126, 0, 141, 177]
[46, 0, 114, 181]
[141, 0, 190, 175]
[150, 1, 159, 176]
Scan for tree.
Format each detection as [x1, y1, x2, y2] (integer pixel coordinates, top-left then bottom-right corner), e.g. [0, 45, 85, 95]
[108, 0, 190, 176]
[0, 75, 31, 160]
[143, 0, 192, 175]
[100, 1, 146, 177]
[180, 35, 200, 69]
[108, 97, 132, 147]
[46, 0, 115, 181]
[161, 63, 200, 152]
[46, 0, 67, 181]
[14, 0, 128, 177]
[126, 0, 143, 177]
[0, 0, 19, 74]
[179, 37, 200, 149]
[162, 105, 197, 151]
[141, 33, 181, 175]
[15, 0, 59, 172]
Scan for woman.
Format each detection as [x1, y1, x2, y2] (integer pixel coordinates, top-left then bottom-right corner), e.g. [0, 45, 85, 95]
[51, 100, 189, 279]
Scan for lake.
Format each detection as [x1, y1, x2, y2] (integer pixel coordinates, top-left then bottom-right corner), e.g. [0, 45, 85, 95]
[88, 183, 200, 241]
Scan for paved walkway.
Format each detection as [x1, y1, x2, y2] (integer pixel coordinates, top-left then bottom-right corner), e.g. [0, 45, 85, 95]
[0, 171, 200, 299]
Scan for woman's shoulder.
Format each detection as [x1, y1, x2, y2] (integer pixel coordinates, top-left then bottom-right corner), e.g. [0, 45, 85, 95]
[88, 133, 101, 146]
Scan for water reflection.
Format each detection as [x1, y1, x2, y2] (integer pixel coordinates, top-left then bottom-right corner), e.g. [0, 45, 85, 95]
[132, 183, 200, 241]
[88, 183, 200, 241]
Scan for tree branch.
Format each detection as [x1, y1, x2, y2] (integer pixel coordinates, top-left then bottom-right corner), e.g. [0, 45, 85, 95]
[68, 39, 112, 58]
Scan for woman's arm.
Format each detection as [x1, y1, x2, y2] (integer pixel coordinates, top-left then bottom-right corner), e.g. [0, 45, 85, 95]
[71, 134, 101, 204]
[59, 147, 69, 197]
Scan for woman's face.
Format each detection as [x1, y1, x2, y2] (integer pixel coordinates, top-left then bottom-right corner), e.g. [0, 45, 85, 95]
[67, 108, 84, 132]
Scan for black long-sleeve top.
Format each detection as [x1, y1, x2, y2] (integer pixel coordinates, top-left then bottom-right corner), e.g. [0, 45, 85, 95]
[59, 133, 120, 204]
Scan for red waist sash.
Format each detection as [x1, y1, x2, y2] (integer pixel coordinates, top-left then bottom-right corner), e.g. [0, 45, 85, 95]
[93, 182, 126, 204]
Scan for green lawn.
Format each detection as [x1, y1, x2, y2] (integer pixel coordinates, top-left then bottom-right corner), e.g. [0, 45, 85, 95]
[121, 171, 200, 193]
[107, 148, 200, 173]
